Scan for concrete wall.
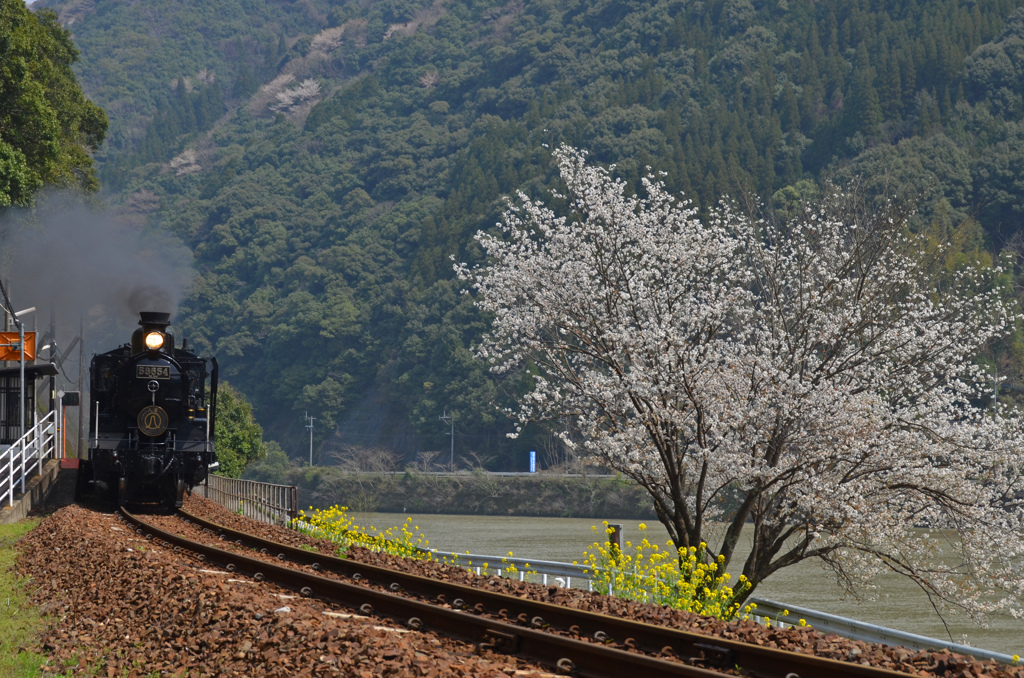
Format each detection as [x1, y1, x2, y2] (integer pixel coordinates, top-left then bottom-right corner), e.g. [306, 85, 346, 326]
[0, 458, 60, 524]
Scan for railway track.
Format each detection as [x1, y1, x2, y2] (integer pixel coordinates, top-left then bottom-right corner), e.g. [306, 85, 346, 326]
[118, 507, 916, 678]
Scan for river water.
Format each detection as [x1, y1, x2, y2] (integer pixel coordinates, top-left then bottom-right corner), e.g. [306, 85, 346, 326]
[349, 511, 1023, 656]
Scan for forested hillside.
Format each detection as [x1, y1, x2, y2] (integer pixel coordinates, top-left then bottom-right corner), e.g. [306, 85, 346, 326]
[38, 0, 1024, 466]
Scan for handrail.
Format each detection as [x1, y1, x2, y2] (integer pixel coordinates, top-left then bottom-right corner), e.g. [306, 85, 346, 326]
[1, 410, 57, 508]
[202, 474, 298, 526]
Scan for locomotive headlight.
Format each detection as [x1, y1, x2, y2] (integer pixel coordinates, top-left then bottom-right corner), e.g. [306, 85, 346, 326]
[144, 332, 165, 350]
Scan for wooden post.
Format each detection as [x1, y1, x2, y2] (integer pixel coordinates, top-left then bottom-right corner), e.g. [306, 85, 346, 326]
[607, 523, 622, 552]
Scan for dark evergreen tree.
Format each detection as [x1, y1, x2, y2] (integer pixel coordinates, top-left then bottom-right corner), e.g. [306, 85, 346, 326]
[847, 42, 884, 141]
[233, 60, 258, 100]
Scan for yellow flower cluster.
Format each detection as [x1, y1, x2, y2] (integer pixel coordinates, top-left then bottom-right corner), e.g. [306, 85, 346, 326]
[580, 522, 753, 621]
[294, 510, 753, 622]
[293, 505, 433, 560]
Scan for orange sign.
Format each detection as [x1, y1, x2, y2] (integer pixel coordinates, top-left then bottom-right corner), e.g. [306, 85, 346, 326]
[0, 331, 36, 361]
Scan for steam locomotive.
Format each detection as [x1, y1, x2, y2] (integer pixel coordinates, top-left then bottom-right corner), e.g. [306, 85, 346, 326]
[78, 312, 218, 510]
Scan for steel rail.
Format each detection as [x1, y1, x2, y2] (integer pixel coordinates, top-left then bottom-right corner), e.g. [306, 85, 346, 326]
[171, 509, 916, 678]
[121, 508, 726, 678]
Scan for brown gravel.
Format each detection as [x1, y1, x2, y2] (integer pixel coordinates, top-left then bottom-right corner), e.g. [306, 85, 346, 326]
[14, 494, 1024, 677]
[177, 495, 1024, 678]
[16, 503, 558, 677]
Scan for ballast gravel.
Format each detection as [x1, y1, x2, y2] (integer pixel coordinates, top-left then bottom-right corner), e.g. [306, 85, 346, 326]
[16, 503, 556, 677]
[15, 494, 1024, 677]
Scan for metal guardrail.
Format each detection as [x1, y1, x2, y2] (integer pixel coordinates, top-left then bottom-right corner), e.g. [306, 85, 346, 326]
[202, 474, 298, 526]
[431, 553, 1017, 663]
[285, 509, 1018, 663]
[289, 519, 591, 588]
[430, 549, 589, 587]
[296, 522, 1017, 664]
[341, 472, 618, 478]
[1, 410, 56, 508]
[749, 598, 1017, 665]
[441, 555, 1017, 664]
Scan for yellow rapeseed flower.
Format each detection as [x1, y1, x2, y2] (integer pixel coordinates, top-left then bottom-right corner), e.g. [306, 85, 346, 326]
[579, 522, 751, 622]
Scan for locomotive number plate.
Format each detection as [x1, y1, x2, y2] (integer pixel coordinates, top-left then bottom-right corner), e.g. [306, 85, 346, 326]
[137, 365, 170, 379]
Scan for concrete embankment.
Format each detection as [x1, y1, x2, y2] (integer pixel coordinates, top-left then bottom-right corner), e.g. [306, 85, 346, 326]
[249, 468, 659, 518]
[0, 459, 76, 525]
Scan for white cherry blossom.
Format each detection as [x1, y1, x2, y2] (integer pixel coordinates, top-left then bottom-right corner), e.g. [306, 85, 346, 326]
[457, 146, 1024, 622]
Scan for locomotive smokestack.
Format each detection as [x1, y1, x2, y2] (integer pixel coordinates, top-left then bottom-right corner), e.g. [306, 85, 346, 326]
[139, 311, 171, 329]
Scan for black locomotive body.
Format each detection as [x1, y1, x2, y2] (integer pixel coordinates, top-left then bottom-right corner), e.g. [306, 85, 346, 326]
[81, 312, 218, 510]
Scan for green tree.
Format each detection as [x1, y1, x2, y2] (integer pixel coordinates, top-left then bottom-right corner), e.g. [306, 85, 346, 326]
[244, 441, 291, 483]
[846, 43, 883, 141]
[0, 0, 106, 206]
[214, 382, 267, 478]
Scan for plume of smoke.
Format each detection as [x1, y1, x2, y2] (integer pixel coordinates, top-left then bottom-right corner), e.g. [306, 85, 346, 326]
[0, 191, 195, 353]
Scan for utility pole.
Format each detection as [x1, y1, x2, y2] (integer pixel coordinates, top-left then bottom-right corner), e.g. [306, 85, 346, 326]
[48, 308, 56, 413]
[78, 314, 85, 458]
[304, 412, 315, 466]
[439, 410, 454, 472]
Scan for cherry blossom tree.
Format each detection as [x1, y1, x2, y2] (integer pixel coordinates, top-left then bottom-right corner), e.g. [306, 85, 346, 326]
[270, 79, 321, 113]
[457, 146, 1024, 621]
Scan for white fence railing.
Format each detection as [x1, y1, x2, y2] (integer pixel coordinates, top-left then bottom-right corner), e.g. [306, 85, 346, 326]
[1, 410, 57, 508]
[202, 474, 298, 526]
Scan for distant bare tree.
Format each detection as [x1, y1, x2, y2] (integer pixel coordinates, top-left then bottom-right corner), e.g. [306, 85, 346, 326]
[460, 450, 496, 471]
[411, 450, 443, 472]
[537, 426, 582, 472]
[330, 445, 399, 473]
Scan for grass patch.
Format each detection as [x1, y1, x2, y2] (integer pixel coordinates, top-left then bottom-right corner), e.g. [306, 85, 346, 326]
[0, 519, 49, 677]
